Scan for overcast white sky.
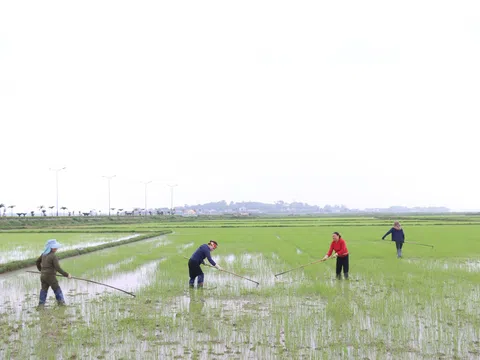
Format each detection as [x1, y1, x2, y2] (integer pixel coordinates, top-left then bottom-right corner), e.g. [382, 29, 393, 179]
[1, 1, 480, 212]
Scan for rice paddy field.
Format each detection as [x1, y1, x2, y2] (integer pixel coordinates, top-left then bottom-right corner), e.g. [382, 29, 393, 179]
[0, 233, 141, 263]
[0, 216, 479, 359]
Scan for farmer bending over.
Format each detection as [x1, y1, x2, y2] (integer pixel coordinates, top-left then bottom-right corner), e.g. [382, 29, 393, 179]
[188, 240, 221, 288]
[35, 239, 72, 308]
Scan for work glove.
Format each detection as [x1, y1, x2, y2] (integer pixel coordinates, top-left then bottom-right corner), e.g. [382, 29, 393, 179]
[332, 253, 338, 258]
[215, 264, 222, 270]
[67, 274, 72, 279]
[322, 255, 328, 261]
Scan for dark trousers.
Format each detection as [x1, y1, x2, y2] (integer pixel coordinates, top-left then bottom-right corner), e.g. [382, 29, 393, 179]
[395, 241, 404, 257]
[336, 255, 349, 276]
[39, 273, 65, 304]
[41, 274, 60, 292]
[188, 259, 204, 285]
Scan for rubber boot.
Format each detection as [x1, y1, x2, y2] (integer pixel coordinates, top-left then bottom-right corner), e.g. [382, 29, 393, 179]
[336, 274, 341, 280]
[37, 289, 47, 309]
[344, 272, 349, 280]
[197, 282, 204, 289]
[54, 288, 66, 306]
[397, 249, 401, 258]
[189, 279, 195, 289]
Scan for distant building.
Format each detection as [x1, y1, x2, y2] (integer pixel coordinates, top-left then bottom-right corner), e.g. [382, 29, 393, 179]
[183, 209, 198, 217]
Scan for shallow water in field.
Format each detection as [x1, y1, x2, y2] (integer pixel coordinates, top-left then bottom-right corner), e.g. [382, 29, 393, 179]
[405, 258, 480, 273]
[0, 234, 141, 264]
[104, 257, 135, 272]
[0, 259, 163, 321]
[466, 260, 480, 271]
[179, 242, 194, 251]
[65, 234, 141, 251]
[202, 253, 306, 291]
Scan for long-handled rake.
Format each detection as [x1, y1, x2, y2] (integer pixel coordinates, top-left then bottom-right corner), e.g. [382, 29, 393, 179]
[182, 256, 259, 286]
[26, 271, 136, 297]
[375, 240, 434, 248]
[274, 258, 328, 278]
[404, 241, 434, 248]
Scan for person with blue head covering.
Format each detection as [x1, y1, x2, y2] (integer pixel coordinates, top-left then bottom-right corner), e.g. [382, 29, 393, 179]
[35, 239, 72, 308]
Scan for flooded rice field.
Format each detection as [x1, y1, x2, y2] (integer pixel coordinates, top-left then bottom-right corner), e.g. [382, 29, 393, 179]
[405, 258, 480, 273]
[1, 228, 479, 359]
[0, 233, 141, 263]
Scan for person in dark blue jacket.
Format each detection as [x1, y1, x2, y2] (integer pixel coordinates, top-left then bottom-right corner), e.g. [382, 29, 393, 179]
[188, 240, 221, 288]
[382, 221, 405, 258]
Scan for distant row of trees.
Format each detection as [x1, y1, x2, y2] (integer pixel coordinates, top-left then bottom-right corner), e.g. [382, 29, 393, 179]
[177, 200, 348, 213]
[0, 204, 69, 217]
[176, 201, 450, 214]
[1, 200, 451, 217]
[0, 203, 174, 217]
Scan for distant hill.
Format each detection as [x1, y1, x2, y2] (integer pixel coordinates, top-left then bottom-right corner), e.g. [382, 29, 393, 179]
[172, 201, 450, 215]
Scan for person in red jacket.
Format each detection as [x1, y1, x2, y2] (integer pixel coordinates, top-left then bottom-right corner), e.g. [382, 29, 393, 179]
[322, 232, 349, 280]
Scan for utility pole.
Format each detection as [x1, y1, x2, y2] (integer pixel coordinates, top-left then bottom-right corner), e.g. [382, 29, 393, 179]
[167, 184, 178, 215]
[102, 175, 116, 216]
[142, 181, 152, 216]
[49, 167, 66, 216]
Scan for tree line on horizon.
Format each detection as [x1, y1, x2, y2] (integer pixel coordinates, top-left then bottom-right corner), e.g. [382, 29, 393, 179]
[0, 201, 450, 217]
